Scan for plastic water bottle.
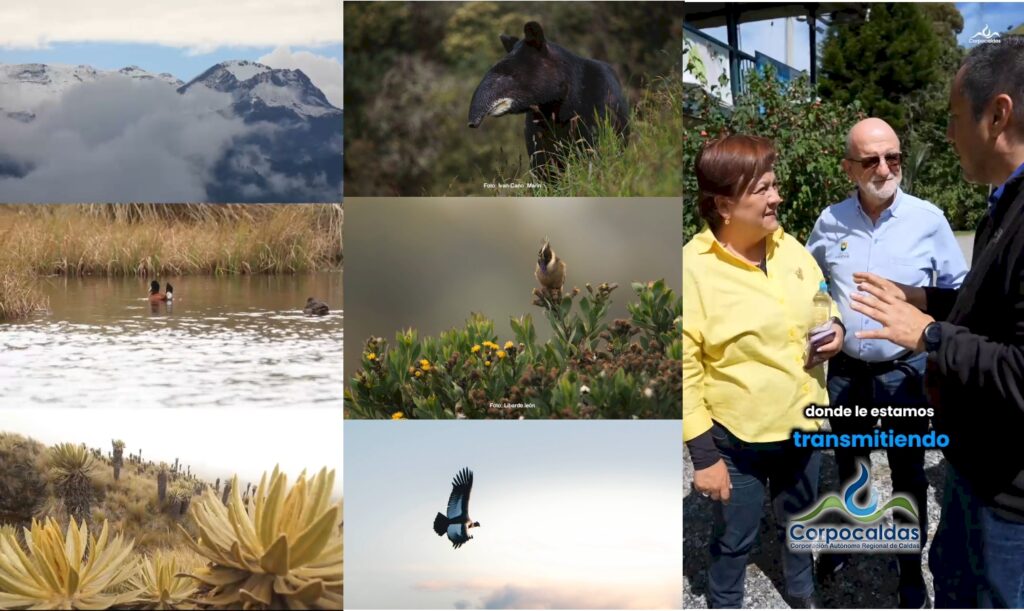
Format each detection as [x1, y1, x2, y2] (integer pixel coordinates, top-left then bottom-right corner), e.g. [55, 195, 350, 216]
[812, 280, 831, 328]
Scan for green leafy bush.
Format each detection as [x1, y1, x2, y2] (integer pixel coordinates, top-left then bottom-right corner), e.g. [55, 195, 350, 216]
[345, 280, 681, 418]
[683, 61, 864, 244]
[684, 32, 986, 239]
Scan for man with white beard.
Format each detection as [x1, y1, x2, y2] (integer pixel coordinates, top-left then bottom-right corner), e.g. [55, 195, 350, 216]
[806, 118, 967, 608]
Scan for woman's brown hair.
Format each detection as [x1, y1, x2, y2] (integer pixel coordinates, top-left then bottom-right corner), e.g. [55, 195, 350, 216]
[694, 134, 777, 230]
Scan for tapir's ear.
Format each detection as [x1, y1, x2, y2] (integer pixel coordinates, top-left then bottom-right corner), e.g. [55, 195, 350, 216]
[524, 22, 546, 50]
[500, 34, 519, 53]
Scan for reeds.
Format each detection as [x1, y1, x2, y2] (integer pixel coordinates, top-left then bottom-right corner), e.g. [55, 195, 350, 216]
[0, 204, 342, 278]
[0, 262, 48, 321]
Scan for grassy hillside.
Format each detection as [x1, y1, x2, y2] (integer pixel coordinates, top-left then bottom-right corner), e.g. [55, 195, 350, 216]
[0, 432, 343, 610]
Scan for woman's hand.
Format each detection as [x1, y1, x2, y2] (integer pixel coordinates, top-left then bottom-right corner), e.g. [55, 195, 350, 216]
[805, 322, 845, 369]
[693, 458, 732, 503]
[816, 322, 845, 360]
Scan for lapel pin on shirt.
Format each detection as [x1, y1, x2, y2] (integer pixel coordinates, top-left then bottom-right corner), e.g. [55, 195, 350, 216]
[796, 268, 804, 280]
[840, 241, 848, 251]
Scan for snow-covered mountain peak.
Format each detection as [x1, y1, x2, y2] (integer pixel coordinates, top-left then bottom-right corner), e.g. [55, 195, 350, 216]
[180, 62, 340, 119]
[219, 60, 272, 82]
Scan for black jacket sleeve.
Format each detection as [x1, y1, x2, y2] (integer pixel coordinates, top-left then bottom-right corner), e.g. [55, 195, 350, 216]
[924, 286, 959, 321]
[928, 270, 1024, 417]
[685, 430, 721, 470]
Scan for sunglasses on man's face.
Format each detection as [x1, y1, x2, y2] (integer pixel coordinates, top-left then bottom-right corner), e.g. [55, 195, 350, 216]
[845, 152, 902, 170]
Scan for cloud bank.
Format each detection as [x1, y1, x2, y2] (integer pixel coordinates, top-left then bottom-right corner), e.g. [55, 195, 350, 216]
[0, 78, 246, 201]
[414, 579, 679, 610]
[0, 75, 341, 202]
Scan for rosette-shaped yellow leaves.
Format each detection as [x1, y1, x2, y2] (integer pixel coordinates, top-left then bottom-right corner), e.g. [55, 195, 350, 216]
[0, 518, 138, 610]
[47, 443, 98, 482]
[178, 466, 342, 610]
[129, 549, 201, 610]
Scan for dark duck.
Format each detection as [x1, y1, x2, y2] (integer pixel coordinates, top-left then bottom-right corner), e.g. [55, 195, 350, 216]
[433, 467, 480, 549]
[304, 297, 329, 316]
[149, 281, 173, 303]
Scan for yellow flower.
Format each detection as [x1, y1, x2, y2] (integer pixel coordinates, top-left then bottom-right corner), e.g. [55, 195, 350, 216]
[367, 352, 377, 361]
[414, 370, 423, 378]
[391, 412, 404, 419]
[420, 359, 431, 371]
[496, 350, 507, 359]
[471, 344, 481, 353]
[504, 341, 514, 349]
[484, 360, 492, 367]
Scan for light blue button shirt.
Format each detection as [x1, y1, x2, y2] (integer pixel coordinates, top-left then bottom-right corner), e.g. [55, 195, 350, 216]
[806, 188, 968, 362]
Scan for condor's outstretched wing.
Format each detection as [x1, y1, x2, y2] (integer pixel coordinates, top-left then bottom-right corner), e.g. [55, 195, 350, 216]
[446, 467, 473, 521]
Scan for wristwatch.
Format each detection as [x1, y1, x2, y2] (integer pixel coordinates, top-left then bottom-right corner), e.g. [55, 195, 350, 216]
[923, 321, 942, 353]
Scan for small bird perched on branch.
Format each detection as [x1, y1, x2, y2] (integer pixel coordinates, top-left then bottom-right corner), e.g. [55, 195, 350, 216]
[535, 239, 566, 300]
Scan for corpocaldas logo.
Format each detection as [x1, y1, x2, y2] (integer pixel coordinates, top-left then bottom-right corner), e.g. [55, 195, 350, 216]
[970, 25, 1001, 45]
[787, 462, 921, 552]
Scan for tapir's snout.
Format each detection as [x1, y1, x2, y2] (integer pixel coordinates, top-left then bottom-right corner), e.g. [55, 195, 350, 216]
[468, 71, 511, 129]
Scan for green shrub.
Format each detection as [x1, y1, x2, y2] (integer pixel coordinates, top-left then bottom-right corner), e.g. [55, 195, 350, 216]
[345, 280, 681, 418]
[683, 61, 864, 243]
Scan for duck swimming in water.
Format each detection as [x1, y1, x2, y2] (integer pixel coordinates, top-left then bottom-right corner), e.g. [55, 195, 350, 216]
[304, 297, 329, 316]
[149, 281, 171, 303]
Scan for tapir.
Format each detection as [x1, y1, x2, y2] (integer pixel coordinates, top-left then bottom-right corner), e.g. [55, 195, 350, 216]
[467, 22, 629, 177]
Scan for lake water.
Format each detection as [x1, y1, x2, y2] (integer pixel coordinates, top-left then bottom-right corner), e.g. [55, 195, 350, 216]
[0, 273, 343, 408]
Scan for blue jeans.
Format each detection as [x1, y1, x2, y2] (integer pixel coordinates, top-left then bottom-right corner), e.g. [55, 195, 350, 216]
[826, 352, 930, 584]
[930, 465, 1024, 608]
[708, 424, 821, 608]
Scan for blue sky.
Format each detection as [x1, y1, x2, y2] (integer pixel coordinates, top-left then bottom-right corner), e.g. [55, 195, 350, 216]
[696, 3, 1024, 73]
[0, 42, 342, 83]
[344, 421, 682, 610]
[956, 2, 1024, 45]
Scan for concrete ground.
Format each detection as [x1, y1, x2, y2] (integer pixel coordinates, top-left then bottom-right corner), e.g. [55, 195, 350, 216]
[683, 448, 946, 609]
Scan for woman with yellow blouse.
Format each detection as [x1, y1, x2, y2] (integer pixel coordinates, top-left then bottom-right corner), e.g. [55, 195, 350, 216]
[684, 135, 844, 609]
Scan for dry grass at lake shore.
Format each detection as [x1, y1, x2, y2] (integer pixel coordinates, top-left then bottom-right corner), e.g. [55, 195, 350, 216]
[0, 204, 342, 320]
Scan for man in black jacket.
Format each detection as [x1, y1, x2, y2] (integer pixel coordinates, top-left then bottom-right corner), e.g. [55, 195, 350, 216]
[849, 39, 1024, 608]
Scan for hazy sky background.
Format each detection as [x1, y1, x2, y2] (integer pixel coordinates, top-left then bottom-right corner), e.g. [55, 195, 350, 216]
[697, 3, 1024, 74]
[344, 420, 682, 610]
[0, 0, 343, 105]
[344, 197, 681, 381]
[0, 407, 343, 496]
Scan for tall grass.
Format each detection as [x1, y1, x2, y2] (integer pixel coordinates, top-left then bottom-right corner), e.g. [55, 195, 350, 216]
[0, 263, 48, 321]
[485, 77, 683, 197]
[0, 204, 342, 278]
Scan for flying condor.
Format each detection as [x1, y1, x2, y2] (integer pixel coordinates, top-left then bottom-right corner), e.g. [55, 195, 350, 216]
[432, 467, 480, 549]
